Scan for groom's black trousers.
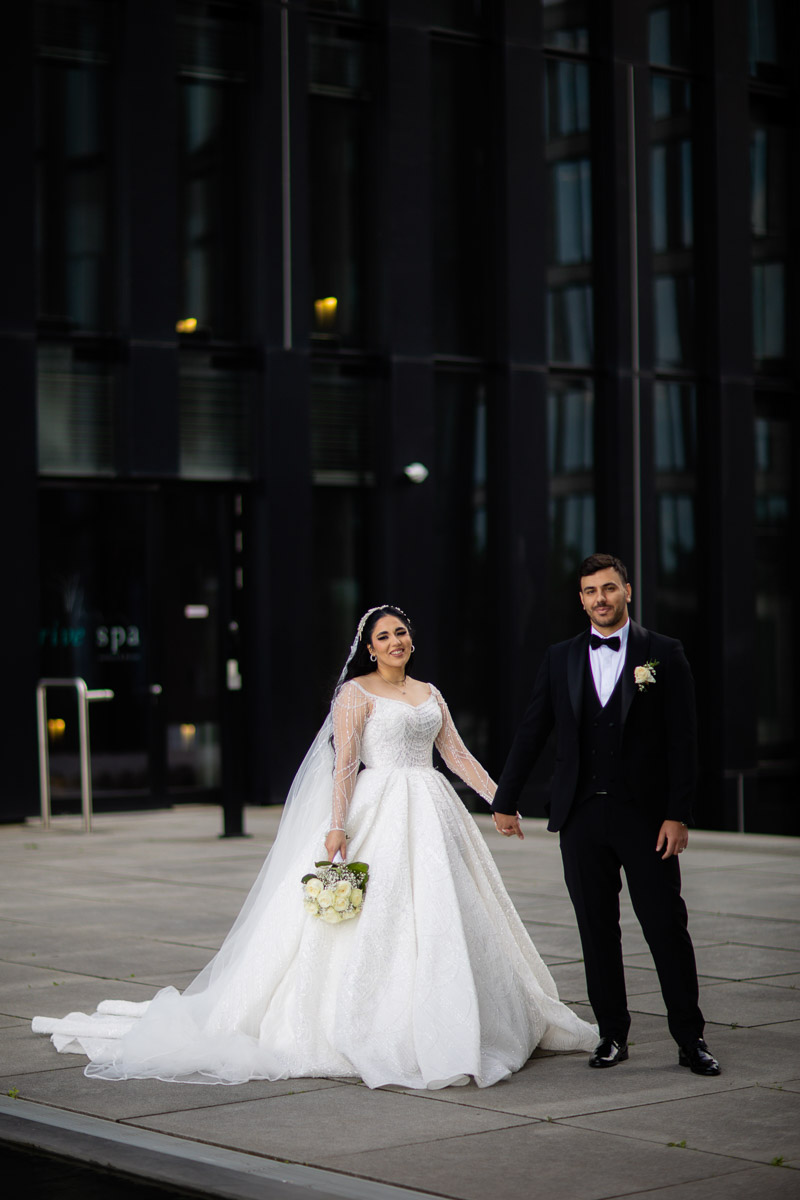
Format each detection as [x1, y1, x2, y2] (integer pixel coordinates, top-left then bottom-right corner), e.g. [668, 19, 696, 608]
[559, 793, 704, 1047]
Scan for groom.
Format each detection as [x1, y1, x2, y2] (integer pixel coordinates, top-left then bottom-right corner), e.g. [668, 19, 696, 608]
[492, 553, 720, 1076]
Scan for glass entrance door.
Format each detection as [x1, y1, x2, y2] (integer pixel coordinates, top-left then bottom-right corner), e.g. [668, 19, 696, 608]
[38, 484, 238, 811]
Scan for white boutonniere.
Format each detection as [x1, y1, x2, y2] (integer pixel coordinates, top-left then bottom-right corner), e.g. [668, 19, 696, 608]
[634, 660, 659, 692]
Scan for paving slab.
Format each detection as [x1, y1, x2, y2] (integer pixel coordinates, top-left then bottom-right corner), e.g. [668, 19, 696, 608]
[562, 1084, 800, 1165]
[0, 1064, 343, 1120]
[126, 1083, 533, 1160]
[616, 1164, 800, 1200]
[316, 1119, 745, 1200]
[630, 981, 800, 1028]
[680, 915, 800, 951]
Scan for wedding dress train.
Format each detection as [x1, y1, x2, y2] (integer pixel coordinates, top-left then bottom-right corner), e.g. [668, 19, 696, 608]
[33, 682, 596, 1089]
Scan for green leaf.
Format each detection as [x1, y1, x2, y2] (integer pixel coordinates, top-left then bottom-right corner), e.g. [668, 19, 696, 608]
[315, 860, 333, 868]
[770, 1156, 785, 1167]
[7, 1087, 19, 1099]
[300, 873, 317, 884]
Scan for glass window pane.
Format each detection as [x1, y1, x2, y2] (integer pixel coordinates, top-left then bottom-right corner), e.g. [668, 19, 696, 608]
[653, 382, 698, 653]
[433, 42, 490, 356]
[548, 380, 594, 641]
[541, 1, 589, 53]
[309, 25, 374, 347]
[36, 5, 112, 332]
[178, 80, 246, 339]
[654, 274, 693, 368]
[179, 354, 254, 479]
[752, 262, 785, 362]
[648, 2, 691, 68]
[550, 160, 592, 264]
[749, 0, 787, 80]
[754, 408, 793, 748]
[37, 343, 114, 475]
[548, 285, 594, 365]
[434, 374, 492, 763]
[311, 366, 376, 484]
[545, 60, 590, 139]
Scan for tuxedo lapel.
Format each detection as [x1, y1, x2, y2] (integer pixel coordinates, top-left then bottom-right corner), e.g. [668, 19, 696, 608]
[621, 620, 650, 726]
[568, 631, 588, 724]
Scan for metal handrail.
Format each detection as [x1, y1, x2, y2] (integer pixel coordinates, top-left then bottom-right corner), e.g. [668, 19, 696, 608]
[36, 678, 114, 833]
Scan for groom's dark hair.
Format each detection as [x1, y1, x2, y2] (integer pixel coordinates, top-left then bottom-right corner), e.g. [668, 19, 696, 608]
[579, 553, 629, 585]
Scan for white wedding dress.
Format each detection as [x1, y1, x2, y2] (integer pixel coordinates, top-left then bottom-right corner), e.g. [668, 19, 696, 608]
[33, 681, 596, 1089]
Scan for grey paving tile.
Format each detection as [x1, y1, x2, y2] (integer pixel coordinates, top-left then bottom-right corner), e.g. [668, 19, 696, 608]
[126, 1085, 532, 1160]
[0, 940, 212, 980]
[0, 1064, 342, 1120]
[378, 1037, 737, 1120]
[631, 980, 800, 1029]
[0, 961, 151, 1022]
[549, 961, 720, 1004]
[563, 1084, 800, 1165]
[757, 974, 800, 990]
[681, 915, 800, 952]
[617, 1163, 800, 1200]
[1, 1024, 87, 1075]
[318, 1119, 745, 1200]
[666, 943, 800, 982]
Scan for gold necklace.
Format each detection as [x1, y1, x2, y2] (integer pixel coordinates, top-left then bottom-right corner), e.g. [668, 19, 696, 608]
[376, 669, 407, 692]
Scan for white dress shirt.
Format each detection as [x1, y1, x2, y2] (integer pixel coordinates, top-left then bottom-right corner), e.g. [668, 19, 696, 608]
[589, 619, 630, 707]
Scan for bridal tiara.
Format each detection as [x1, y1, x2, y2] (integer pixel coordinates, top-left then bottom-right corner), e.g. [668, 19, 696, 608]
[356, 605, 410, 640]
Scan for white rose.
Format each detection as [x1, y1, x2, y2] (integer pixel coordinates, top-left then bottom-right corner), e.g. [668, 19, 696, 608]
[303, 898, 319, 915]
[334, 880, 352, 900]
[322, 907, 342, 924]
[318, 889, 335, 909]
[634, 666, 654, 686]
[350, 888, 363, 908]
[304, 878, 323, 898]
[333, 896, 349, 911]
[341, 909, 359, 920]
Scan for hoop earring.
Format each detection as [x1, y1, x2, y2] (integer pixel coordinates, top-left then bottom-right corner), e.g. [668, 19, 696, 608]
[411, 644, 416, 652]
[369, 653, 377, 663]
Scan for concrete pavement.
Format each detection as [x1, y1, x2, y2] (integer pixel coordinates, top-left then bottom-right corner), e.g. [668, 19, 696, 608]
[1, 806, 798, 1199]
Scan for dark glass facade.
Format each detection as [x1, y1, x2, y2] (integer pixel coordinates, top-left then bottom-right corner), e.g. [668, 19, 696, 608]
[2, 1, 797, 835]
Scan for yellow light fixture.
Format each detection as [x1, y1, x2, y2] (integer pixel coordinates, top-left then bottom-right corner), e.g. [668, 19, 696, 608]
[47, 718, 66, 740]
[179, 723, 197, 748]
[176, 317, 198, 333]
[314, 296, 338, 329]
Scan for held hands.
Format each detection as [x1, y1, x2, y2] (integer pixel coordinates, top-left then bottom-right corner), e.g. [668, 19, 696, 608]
[325, 829, 348, 862]
[656, 819, 689, 860]
[492, 812, 524, 840]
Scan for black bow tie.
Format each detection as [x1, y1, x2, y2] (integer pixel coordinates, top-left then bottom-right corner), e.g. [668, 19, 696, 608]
[590, 634, 621, 651]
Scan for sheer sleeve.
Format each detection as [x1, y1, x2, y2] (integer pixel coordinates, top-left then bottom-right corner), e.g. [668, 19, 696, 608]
[330, 681, 371, 832]
[432, 686, 496, 805]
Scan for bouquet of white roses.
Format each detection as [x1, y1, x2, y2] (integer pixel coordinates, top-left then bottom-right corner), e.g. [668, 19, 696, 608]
[301, 860, 369, 924]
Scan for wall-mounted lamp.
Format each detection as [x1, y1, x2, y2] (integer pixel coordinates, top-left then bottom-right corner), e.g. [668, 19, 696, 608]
[314, 296, 338, 330]
[403, 462, 429, 484]
[176, 317, 198, 333]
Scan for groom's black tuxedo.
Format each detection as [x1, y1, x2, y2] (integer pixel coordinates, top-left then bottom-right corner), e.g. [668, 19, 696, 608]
[493, 619, 704, 1049]
[492, 621, 697, 829]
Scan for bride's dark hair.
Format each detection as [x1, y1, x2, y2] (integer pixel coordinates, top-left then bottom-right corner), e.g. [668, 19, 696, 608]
[340, 605, 416, 687]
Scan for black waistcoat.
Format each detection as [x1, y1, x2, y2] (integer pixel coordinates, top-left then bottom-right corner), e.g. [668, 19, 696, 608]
[575, 653, 625, 803]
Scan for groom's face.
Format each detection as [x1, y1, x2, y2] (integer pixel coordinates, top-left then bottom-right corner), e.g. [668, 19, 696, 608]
[579, 568, 631, 634]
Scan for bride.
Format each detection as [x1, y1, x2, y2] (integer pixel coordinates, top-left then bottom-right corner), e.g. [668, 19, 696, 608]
[33, 605, 596, 1089]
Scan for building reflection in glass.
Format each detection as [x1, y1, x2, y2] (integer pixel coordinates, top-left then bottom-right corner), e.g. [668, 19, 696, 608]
[545, 48, 593, 365]
[653, 382, 697, 656]
[755, 410, 793, 749]
[548, 380, 594, 641]
[649, 18, 694, 371]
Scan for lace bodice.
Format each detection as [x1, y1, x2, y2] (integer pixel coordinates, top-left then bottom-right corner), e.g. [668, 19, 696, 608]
[330, 680, 496, 831]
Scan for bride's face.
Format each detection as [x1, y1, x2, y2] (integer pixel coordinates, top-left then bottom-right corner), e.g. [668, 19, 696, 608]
[368, 616, 413, 672]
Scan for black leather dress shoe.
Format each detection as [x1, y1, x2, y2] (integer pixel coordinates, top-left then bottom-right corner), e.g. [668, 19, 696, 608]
[679, 1038, 721, 1076]
[589, 1038, 629, 1068]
